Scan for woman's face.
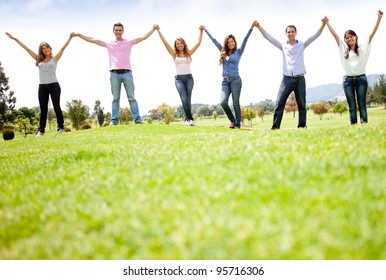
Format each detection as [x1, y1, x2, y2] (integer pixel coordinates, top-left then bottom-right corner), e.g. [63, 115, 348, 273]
[175, 39, 185, 51]
[345, 34, 357, 47]
[41, 45, 51, 56]
[227, 37, 236, 50]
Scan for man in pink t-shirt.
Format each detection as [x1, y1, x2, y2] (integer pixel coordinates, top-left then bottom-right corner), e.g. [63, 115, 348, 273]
[77, 23, 156, 125]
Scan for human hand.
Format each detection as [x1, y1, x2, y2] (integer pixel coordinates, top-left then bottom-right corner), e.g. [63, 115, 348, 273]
[153, 24, 159, 30]
[199, 25, 205, 31]
[378, 10, 384, 18]
[322, 16, 329, 24]
[5, 32, 16, 40]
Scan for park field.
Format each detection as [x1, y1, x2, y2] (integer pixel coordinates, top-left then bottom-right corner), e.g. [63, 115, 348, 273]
[0, 107, 385, 259]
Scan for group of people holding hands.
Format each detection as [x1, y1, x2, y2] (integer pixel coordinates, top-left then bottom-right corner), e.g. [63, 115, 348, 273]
[5, 10, 383, 136]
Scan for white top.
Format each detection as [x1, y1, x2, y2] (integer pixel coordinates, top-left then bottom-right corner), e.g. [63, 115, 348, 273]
[338, 40, 371, 76]
[175, 56, 192, 75]
[39, 58, 58, 84]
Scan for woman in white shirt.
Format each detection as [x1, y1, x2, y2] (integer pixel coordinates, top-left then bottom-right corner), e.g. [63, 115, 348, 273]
[6, 32, 75, 136]
[325, 11, 383, 124]
[155, 24, 204, 126]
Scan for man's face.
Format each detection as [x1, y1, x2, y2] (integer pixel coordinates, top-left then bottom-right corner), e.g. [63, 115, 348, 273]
[114, 26, 124, 40]
[286, 27, 297, 41]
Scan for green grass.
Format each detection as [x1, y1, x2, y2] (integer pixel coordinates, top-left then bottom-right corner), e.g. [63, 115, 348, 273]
[1, 107, 385, 259]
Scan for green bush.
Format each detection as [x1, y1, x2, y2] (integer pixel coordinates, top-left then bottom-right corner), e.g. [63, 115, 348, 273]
[2, 129, 15, 141]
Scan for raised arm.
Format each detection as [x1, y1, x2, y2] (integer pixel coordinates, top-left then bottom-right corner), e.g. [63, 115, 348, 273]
[204, 29, 222, 51]
[238, 21, 255, 54]
[76, 33, 103, 46]
[154, 24, 174, 57]
[318, 16, 328, 33]
[254, 21, 267, 36]
[369, 10, 383, 44]
[135, 25, 157, 44]
[5, 32, 37, 60]
[190, 25, 205, 55]
[325, 17, 340, 46]
[54, 32, 76, 62]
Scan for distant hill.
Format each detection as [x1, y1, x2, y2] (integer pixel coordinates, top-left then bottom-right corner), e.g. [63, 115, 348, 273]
[307, 74, 383, 103]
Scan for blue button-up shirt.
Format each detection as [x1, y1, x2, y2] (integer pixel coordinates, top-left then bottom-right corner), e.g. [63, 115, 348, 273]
[264, 30, 321, 76]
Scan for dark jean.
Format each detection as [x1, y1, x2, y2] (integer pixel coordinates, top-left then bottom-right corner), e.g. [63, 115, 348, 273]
[343, 74, 368, 124]
[38, 82, 64, 133]
[175, 74, 194, 121]
[221, 76, 242, 127]
[272, 75, 307, 129]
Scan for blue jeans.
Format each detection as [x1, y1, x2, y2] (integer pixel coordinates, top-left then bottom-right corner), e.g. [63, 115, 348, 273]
[175, 74, 194, 121]
[343, 75, 368, 124]
[272, 75, 307, 129]
[110, 71, 141, 124]
[221, 77, 242, 127]
[38, 82, 64, 133]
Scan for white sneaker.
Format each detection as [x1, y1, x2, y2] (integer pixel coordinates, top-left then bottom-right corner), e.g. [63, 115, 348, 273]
[184, 120, 190, 126]
[188, 120, 195, 126]
[36, 131, 44, 137]
[109, 122, 117, 126]
[58, 129, 65, 133]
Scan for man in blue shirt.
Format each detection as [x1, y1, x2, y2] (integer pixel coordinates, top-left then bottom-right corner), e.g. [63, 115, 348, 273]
[255, 18, 327, 129]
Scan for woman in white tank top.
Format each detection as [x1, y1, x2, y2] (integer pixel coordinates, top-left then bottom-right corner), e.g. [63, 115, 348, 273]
[155, 24, 204, 126]
[6, 32, 76, 136]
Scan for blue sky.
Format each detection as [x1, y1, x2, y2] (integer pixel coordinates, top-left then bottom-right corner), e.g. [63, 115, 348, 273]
[1, 0, 385, 115]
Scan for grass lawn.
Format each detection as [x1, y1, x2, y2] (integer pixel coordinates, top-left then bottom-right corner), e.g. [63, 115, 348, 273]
[1, 107, 385, 259]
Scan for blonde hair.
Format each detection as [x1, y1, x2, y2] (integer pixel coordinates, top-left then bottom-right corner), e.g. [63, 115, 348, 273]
[174, 37, 191, 60]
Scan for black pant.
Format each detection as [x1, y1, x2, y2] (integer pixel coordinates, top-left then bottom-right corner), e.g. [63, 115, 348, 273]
[38, 82, 64, 133]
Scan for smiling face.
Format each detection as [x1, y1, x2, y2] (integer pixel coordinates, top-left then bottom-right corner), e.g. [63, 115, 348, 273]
[227, 37, 236, 50]
[175, 39, 185, 52]
[113, 23, 124, 40]
[344, 33, 357, 48]
[41, 45, 52, 57]
[286, 26, 297, 42]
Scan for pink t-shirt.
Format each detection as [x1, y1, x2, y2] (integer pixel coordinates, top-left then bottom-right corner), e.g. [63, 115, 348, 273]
[101, 39, 136, 71]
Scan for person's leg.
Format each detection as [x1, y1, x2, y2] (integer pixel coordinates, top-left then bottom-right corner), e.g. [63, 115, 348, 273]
[49, 82, 64, 130]
[122, 72, 142, 123]
[220, 78, 235, 126]
[38, 84, 50, 133]
[293, 76, 307, 128]
[175, 75, 194, 121]
[343, 76, 357, 124]
[110, 72, 122, 125]
[272, 76, 294, 129]
[230, 77, 242, 128]
[355, 75, 369, 123]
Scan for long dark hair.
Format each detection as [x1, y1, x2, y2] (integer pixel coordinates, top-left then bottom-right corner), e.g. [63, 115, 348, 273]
[36, 42, 53, 66]
[220, 34, 237, 65]
[344, 30, 359, 59]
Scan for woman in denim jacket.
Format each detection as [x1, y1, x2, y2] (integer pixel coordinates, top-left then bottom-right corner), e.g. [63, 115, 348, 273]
[204, 21, 257, 129]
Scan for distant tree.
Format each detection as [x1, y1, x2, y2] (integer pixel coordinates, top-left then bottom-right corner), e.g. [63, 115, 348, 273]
[332, 103, 348, 116]
[245, 107, 256, 126]
[17, 107, 36, 124]
[119, 107, 133, 124]
[366, 87, 377, 107]
[0, 62, 17, 130]
[209, 104, 224, 116]
[157, 103, 175, 124]
[66, 99, 90, 130]
[14, 115, 35, 137]
[285, 92, 297, 118]
[373, 74, 386, 109]
[212, 110, 218, 121]
[313, 102, 329, 120]
[256, 99, 275, 112]
[197, 105, 210, 117]
[97, 108, 104, 127]
[257, 108, 265, 122]
[148, 109, 161, 121]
